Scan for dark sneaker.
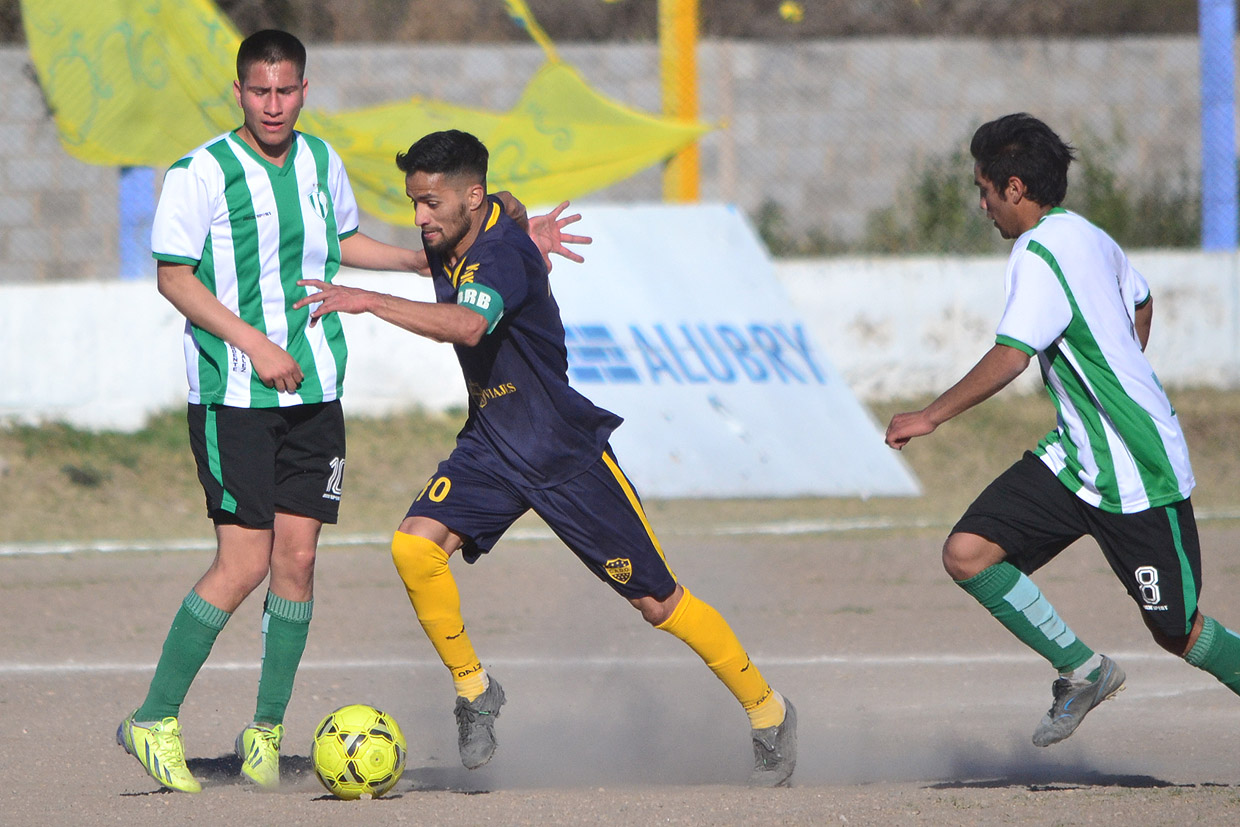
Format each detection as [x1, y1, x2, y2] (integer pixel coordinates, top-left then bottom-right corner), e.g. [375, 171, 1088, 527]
[1032, 655, 1126, 747]
[749, 697, 797, 787]
[454, 678, 506, 769]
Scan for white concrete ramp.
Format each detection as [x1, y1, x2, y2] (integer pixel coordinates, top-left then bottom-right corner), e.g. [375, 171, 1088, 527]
[552, 203, 920, 498]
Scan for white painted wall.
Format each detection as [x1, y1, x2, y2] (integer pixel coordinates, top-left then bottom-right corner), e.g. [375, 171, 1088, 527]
[4, 212, 1238, 433]
[782, 249, 1240, 400]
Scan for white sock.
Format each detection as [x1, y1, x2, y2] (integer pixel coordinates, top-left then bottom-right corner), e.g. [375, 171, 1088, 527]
[1063, 652, 1103, 682]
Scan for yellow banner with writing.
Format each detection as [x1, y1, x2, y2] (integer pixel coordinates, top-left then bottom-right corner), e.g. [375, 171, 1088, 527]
[22, 0, 708, 225]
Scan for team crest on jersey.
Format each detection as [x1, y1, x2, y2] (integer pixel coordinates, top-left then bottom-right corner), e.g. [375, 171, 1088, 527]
[604, 558, 633, 585]
[306, 186, 329, 220]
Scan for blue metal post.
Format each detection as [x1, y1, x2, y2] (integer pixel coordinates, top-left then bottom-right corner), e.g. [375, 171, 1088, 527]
[1200, 0, 1238, 250]
[118, 166, 156, 279]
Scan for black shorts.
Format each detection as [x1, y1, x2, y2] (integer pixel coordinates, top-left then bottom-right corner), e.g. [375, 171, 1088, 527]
[404, 444, 678, 601]
[187, 401, 346, 529]
[953, 452, 1201, 638]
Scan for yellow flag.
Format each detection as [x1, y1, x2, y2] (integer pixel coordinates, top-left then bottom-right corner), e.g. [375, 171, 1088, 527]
[23, 0, 709, 224]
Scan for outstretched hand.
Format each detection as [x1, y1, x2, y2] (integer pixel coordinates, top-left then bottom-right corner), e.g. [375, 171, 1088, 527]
[529, 201, 592, 270]
[884, 410, 936, 450]
[294, 279, 376, 327]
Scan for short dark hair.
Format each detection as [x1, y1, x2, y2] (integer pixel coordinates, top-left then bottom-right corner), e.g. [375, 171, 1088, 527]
[970, 113, 1075, 207]
[395, 130, 488, 186]
[236, 30, 307, 82]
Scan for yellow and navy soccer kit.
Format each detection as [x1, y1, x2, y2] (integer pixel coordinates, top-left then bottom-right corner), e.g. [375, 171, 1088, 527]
[405, 198, 678, 601]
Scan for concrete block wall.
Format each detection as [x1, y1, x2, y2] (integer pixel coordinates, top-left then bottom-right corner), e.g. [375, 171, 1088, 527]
[0, 36, 1206, 280]
[0, 52, 120, 282]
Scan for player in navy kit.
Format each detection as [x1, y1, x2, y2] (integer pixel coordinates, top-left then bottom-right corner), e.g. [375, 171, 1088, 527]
[297, 129, 797, 786]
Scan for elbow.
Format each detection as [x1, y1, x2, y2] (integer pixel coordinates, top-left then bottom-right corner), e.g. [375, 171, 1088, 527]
[155, 271, 176, 300]
[458, 314, 489, 347]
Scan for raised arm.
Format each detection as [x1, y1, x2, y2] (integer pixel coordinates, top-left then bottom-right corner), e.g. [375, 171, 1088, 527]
[157, 261, 304, 392]
[339, 231, 430, 276]
[885, 343, 1031, 450]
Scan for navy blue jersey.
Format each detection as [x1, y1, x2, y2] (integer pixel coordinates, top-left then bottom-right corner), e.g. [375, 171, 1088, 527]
[426, 197, 622, 487]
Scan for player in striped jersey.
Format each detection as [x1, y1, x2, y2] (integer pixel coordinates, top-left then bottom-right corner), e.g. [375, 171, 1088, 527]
[116, 31, 584, 794]
[296, 130, 797, 786]
[886, 113, 1240, 747]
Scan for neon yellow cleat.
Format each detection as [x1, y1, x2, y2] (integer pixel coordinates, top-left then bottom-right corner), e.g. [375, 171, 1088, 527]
[236, 723, 284, 789]
[117, 713, 202, 793]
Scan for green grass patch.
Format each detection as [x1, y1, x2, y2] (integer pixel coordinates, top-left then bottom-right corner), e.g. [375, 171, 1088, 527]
[2, 389, 1238, 543]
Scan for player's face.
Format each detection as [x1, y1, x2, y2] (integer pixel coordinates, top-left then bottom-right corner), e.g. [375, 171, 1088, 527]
[974, 163, 1021, 239]
[406, 172, 482, 259]
[234, 60, 306, 161]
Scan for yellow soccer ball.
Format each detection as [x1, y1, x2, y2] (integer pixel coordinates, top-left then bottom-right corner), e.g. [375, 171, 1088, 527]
[311, 704, 407, 800]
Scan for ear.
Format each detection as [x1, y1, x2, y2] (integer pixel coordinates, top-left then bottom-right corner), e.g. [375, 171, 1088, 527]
[1006, 176, 1028, 204]
[233, 79, 242, 108]
[466, 183, 486, 211]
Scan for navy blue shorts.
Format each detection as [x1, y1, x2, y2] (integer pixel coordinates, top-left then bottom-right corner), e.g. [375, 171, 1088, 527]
[404, 444, 678, 601]
[953, 452, 1202, 638]
[187, 401, 346, 529]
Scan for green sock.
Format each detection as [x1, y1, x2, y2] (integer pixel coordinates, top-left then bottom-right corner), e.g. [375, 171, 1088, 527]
[956, 561, 1094, 673]
[254, 591, 313, 726]
[1185, 615, 1240, 694]
[135, 590, 230, 722]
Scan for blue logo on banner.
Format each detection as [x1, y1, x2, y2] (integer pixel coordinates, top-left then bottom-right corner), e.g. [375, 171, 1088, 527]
[566, 322, 826, 386]
[565, 325, 641, 383]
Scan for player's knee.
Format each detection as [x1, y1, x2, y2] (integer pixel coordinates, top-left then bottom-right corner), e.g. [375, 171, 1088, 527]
[1142, 614, 1193, 657]
[632, 585, 683, 626]
[275, 543, 316, 575]
[942, 533, 1002, 581]
[391, 531, 449, 588]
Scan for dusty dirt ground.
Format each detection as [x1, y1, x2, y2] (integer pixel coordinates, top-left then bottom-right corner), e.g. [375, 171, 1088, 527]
[3, 509, 1240, 826]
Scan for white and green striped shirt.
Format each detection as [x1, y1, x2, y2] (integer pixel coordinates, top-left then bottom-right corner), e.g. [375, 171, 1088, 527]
[995, 208, 1194, 514]
[152, 130, 359, 408]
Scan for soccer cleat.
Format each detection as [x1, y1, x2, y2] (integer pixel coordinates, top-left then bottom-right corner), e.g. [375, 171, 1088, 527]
[236, 722, 284, 789]
[749, 697, 797, 787]
[1032, 655, 1126, 747]
[116, 712, 202, 793]
[454, 677, 506, 769]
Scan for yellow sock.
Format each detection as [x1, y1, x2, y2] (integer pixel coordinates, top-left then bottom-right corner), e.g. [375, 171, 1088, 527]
[656, 587, 784, 728]
[391, 531, 487, 700]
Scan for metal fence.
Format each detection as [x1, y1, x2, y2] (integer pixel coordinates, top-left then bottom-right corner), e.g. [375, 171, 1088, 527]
[0, 30, 1210, 282]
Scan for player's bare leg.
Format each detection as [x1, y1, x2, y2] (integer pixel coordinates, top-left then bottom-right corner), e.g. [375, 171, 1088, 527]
[636, 584, 797, 786]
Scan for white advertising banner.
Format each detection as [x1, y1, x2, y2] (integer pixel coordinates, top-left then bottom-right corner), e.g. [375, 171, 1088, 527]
[551, 203, 920, 499]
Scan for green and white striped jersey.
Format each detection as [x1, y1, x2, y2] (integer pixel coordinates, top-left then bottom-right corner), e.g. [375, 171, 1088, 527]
[152, 130, 359, 408]
[995, 208, 1194, 514]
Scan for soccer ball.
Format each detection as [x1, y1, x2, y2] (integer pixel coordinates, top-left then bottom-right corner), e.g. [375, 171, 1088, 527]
[311, 704, 407, 800]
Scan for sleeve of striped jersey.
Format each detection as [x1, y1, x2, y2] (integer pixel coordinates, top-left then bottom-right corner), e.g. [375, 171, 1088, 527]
[151, 158, 213, 265]
[1126, 259, 1152, 308]
[326, 146, 360, 238]
[994, 245, 1072, 353]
